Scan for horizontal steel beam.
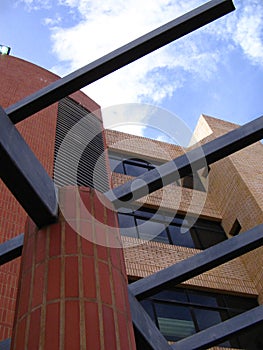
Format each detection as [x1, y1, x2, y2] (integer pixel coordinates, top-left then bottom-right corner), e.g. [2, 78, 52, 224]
[172, 305, 263, 350]
[128, 289, 171, 350]
[0, 107, 58, 227]
[129, 223, 263, 299]
[0, 234, 24, 265]
[6, 0, 234, 124]
[105, 115, 263, 206]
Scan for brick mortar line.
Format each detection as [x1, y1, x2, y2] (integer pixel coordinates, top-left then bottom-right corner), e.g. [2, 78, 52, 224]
[59, 221, 65, 350]
[92, 190, 105, 350]
[39, 226, 50, 349]
[77, 190, 87, 350]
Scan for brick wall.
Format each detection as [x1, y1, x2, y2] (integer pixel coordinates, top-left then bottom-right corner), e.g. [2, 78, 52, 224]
[105, 127, 259, 297]
[11, 187, 135, 350]
[193, 115, 263, 302]
[123, 237, 257, 295]
[0, 55, 101, 339]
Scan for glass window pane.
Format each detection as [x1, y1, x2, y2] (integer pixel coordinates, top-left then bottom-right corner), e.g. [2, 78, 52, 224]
[195, 228, 227, 249]
[224, 295, 258, 312]
[136, 219, 168, 243]
[123, 162, 149, 176]
[188, 291, 218, 307]
[109, 157, 124, 174]
[153, 289, 188, 303]
[193, 308, 222, 331]
[117, 213, 138, 238]
[169, 225, 195, 248]
[140, 300, 155, 321]
[155, 303, 195, 341]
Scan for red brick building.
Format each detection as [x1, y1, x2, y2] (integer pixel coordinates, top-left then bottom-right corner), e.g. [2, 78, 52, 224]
[0, 55, 263, 349]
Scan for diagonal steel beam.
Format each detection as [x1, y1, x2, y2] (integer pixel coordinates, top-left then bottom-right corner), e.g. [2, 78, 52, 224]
[129, 223, 263, 299]
[0, 234, 24, 265]
[171, 305, 263, 350]
[6, 0, 234, 124]
[105, 115, 263, 206]
[0, 107, 58, 227]
[128, 289, 172, 350]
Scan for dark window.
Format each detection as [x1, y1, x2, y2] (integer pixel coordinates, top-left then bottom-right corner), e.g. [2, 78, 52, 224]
[109, 152, 206, 191]
[155, 302, 195, 341]
[229, 219, 241, 236]
[109, 152, 156, 176]
[118, 207, 227, 250]
[140, 287, 261, 348]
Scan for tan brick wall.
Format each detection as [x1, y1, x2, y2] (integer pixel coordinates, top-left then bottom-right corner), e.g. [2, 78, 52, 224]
[106, 127, 259, 298]
[122, 237, 257, 296]
[193, 115, 263, 302]
[111, 173, 221, 220]
[106, 129, 184, 162]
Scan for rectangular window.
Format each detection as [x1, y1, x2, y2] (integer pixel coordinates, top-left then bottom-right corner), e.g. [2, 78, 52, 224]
[109, 152, 158, 176]
[139, 287, 261, 349]
[118, 207, 227, 250]
[109, 152, 206, 190]
[155, 302, 195, 341]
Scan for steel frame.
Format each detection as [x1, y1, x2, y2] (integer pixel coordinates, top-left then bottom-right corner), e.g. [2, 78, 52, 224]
[6, 0, 234, 124]
[105, 115, 263, 206]
[129, 223, 263, 299]
[0, 234, 24, 265]
[128, 290, 171, 349]
[172, 305, 263, 350]
[0, 0, 235, 231]
[0, 107, 58, 227]
[2, 0, 263, 349]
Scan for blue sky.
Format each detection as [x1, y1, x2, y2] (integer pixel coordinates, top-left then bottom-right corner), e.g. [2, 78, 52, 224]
[1, 0, 263, 144]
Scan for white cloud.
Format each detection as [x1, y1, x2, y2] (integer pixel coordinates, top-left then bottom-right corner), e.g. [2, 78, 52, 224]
[43, 15, 62, 26]
[234, 1, 263, 66]
[44, 0, 263, 132]
[207, 0, 263, 67]
[16, 0, 52, 11]
[48, 0, 218, 108]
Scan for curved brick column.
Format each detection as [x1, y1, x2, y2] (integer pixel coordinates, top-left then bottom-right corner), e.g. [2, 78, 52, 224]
[11, 187, 136, 350]
[0, 55, 102, 339]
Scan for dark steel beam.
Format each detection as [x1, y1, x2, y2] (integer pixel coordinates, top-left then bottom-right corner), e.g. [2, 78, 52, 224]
[6, 0, 234, 124]
[171, 305, 263, 350]
[105, 115, 263, 206]
[129, 223, 263, 299]
[128, 289, 172, 350]
[0, 234, 24, 265]
[0, 107, 58, 227]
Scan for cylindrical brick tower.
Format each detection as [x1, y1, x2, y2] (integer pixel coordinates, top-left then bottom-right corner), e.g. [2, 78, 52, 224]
[0, 55, 135, 349]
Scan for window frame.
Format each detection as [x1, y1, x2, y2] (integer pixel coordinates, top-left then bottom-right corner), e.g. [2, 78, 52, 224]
[109, 151, 207, 191]
[118, 207, 227, 250]
[141, 287, 259, 348]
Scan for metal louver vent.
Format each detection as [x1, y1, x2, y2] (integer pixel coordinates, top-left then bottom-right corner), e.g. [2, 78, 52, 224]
[54, 97, 109, 192]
